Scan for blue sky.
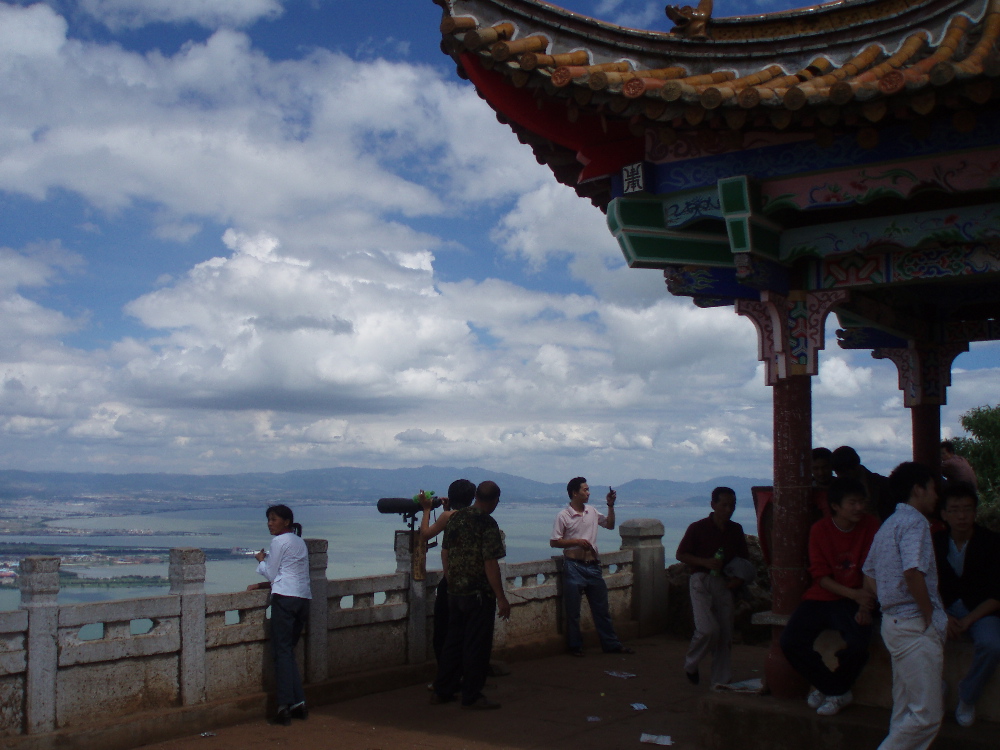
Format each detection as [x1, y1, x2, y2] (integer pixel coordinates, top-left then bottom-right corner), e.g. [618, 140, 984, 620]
[0, 0, 996, 483]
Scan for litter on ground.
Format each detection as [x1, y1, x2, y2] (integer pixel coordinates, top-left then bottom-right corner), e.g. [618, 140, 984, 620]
[639, 733, 673, 745]
[713, 678, 763, 694]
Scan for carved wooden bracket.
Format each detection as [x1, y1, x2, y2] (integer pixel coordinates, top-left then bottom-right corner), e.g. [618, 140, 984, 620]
[736, 289, 849, 385]
[872, 344, 968, 406]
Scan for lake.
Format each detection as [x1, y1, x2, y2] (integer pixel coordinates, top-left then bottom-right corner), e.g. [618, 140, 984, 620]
[0, 500, 756, 611]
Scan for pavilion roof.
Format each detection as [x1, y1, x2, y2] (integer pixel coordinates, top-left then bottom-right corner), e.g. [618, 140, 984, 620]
[433, 0, 1000, 207]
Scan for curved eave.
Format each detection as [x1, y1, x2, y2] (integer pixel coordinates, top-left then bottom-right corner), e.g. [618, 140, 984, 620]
[433, 0, 1000, 209]
[442, 0, 989, 60]
[436, 0, 999, 115]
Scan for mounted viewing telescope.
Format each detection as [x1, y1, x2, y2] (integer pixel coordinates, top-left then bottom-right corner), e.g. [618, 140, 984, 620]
[376, 496, 442, 517]
[378, 492, 442, 582]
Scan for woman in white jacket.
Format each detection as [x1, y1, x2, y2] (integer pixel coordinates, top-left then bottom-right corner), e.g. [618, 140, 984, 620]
[248, 504, 311, 725]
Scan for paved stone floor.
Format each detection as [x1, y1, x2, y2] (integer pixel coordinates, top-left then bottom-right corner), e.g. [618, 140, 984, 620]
[139, 638, 768, 750]
[137, 636, 1000, 750]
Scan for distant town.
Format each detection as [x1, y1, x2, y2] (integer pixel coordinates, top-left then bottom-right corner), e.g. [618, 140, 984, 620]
[0, 466, 766, 588]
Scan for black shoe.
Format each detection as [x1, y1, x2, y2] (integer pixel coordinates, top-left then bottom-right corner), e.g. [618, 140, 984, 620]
[289, 702, 308, 720]
[685, 669, 700, 685]
[462, 695, 501, 710]
[271, 706, 292, 726]
[569, 648, 585, 657]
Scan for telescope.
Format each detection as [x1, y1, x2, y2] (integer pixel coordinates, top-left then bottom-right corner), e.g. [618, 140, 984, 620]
[377, 496, 442, 517]
[378, 493, 442, 582]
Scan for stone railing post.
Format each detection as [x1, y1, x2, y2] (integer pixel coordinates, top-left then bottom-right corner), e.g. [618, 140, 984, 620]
[20, 556, 60, 734]
[305, 538, 329, 683]
[169, 548, 206, 706]
[619, 519, 668, 636]
[394, 531, 412, 573]
[395, 530, 426, 663]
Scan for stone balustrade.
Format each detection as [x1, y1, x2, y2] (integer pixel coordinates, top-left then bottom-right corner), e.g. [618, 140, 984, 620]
[0, 518, 668, 749]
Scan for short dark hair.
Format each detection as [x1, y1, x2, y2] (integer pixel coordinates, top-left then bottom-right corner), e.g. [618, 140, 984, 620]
[447, 479, 476, 509]
[831, 446, 861, 473]
[941, 481, 979, 510]
[265, 504, 302, 536]
[476, 480, 501, 504]
[887, 462, 935, 505]
[711, 486, 736, 505]
[827, 477, 866, 511]
[940, 440, 955, 454]
[567, 477, 586, 499]
[812, 447, 832, 461]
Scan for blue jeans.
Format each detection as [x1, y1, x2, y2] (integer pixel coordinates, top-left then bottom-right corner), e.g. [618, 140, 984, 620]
[270, 594, 308, 707]
[563, 559, 622, 652]
[947, 600, 1000, 705]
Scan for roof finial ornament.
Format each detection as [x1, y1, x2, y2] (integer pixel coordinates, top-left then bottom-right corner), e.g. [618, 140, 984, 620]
[665, 0, 713, 40]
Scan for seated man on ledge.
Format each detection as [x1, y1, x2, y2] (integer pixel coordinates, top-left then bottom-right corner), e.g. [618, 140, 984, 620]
[781, 477, 879, 716]
[933, 481, 1000, 728]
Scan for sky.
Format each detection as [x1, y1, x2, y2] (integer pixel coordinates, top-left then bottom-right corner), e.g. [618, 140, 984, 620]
[0, 0, 996, 485]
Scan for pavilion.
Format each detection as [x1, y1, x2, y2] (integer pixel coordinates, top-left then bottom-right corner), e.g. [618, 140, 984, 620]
[428, 0, 1000, 694]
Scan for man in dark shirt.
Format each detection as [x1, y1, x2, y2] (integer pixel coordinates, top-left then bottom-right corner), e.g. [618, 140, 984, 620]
[832, 445, 891, 521]
[940, 441, 978, 490]
[676, 486, 750, 687]
[419, 478, 476, 662]
[431, 480, 510, 709]
[933, 481, 1000, 727]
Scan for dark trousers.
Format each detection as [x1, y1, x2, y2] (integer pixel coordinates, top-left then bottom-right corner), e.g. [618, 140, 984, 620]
[780, 597, 873, 697]
[433, 577, 450, 662]
[270, 594, 309, 707]
[433, 591, 496, 706]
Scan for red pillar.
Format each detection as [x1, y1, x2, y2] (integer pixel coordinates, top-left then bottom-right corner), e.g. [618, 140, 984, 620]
[735, 290, 847, 698]
[911, 403, 941, 474]
[874, 344, 965, 477]
[764, 374, 812, 698]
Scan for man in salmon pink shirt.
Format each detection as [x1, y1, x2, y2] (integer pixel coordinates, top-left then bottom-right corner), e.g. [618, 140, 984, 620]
[780, 477, 880, 716]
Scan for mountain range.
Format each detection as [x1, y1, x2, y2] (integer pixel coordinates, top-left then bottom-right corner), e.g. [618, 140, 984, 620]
[0, 466, 770, 509]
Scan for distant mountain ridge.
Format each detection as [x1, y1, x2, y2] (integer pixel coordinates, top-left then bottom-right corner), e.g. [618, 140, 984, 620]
[0, 467, 770, 508]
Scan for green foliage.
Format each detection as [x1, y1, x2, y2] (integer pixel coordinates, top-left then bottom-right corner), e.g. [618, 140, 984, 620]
[951, 404, 1000, 508]
[977, 503, 1000, 534]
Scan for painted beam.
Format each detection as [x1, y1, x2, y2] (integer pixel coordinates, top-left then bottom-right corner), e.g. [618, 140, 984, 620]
[784, 203, 1000, 260]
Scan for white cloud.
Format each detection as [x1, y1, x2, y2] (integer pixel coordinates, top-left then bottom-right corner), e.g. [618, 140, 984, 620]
[79, 0, 283, 30]
[814, 356, 873, 398]
[0, 2, 995, 484]
[0, 14, 543, 238]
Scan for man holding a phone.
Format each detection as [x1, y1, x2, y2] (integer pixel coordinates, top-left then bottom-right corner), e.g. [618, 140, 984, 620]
[550, 477, 635, 656]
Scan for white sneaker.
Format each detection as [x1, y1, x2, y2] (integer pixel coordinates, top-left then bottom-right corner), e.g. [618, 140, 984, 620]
[807, 689, 826, 709]
[956, 700, 975, 727]
[817, 690, 853, 716]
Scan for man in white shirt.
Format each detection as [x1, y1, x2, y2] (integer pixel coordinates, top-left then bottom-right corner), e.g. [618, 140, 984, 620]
[550, 477, 634, 657]
[863, 462, 946, 750]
